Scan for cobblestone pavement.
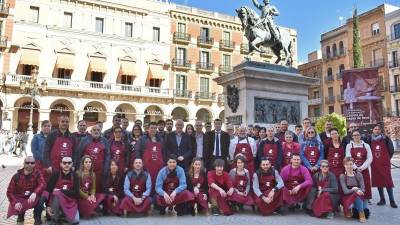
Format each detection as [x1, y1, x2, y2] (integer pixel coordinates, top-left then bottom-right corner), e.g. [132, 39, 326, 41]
[1, 154, 399, 225]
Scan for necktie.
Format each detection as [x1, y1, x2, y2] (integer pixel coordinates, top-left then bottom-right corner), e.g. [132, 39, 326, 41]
[216, 132, 220, 157]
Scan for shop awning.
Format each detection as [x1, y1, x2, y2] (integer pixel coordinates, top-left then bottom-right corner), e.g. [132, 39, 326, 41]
[120, 61, 137, 76]
[20, 49, 40, 66]
[148, 64, 165, 80]
[56, 53, 75, 70]
[89, 57, 107, 73]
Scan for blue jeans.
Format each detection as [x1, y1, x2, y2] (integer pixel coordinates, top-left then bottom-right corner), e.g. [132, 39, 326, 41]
[352, 197, 368, 212]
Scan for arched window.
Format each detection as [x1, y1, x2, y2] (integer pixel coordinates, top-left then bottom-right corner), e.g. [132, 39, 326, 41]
[326, 46, 331, 59]
[339, 41, 344, 55]
[332, 44, 337, 57]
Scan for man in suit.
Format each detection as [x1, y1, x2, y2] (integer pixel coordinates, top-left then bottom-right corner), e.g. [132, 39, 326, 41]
[164, 119, 193, 171]
[204, 119, 230, 170]
[194, 120, 206, 159]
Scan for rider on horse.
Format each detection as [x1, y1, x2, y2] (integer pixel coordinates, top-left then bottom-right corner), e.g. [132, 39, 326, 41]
[252, 0, 281, 41]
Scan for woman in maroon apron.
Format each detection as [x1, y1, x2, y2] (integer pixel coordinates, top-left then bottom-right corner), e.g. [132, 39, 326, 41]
[305, 160, 339, 218]
[120, 158, 152, 216]
[187, 158, 209, 215]
[228, 155, 254, 208]
[77, 156, 105, 218]
[345, 130, 372, 202]
[109, 127, 131, 174]
[280, 153, 313, 209]
[326, 128, 345, 180]
[103, 160, 124, 215]
[339, 157, 368, 223]
[367, 125, 397, 208]
[252, 157, 283, 215]
[208, 159, 235, 216]
[301, 127, 324, 175]
[129, 125, 143, 166]
[257, 127, 283, 171]
[282, 131, 301, 168]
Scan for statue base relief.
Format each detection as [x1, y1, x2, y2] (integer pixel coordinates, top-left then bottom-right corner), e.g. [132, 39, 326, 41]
[214, 61, 318, 127]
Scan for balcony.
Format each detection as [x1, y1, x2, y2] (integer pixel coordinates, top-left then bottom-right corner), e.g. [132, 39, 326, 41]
[197, 36, 214, 48]
[370, 59, 385, 68]
[323, 48, 346, 60]
[337, 94, 344, 102]
[325, 96, 336, 104]
[308, 98, 321, 105]
[173, 89, 192, 98]
[389, 60, 400, 69]
[196, 62, 214, 73]
[173, 32, 191, 44]
[336, 73, 342, 80]
[171, 59, 191, 70]
[0, 2, 9, 16]
[0, 36, 7, 49]
[218, 65, 232, 75]
[195, 91, 216, 100]
[390, 85, 400, 93]
[219, 40, 235, 51]
[240, 44, 249, 54]
[325, 75, 334, 83]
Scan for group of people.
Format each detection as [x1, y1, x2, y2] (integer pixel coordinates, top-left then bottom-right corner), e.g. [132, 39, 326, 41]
[6, 115, 397, 225]
[0, 129, 29, 157]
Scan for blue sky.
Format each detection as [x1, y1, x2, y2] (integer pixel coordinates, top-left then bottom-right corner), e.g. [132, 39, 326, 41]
[171, 0, 400, 63]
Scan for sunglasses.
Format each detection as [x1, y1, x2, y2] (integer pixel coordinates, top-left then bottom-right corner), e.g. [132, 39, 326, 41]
[25, 162, 35, 165]
[62, 161, 72, 165]
[308, 131, 315, 134]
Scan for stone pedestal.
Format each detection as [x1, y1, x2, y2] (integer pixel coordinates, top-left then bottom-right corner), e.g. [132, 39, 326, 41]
[214, 61, 318, 127]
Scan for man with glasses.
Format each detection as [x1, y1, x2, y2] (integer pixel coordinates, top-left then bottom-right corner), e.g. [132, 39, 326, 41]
[46, 156, 79, 225]
[104, 115, 130, 141]
[6, 156, 46, 225]
[44, 115, 76, 174]
[165, 119, 193, 171]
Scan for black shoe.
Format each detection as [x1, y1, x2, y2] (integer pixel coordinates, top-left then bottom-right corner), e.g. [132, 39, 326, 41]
[190, 207, 196, 216]
[177, 210, 184, 216]
[364, 208, 370, 219]
[159, 207, 166, 215]
[211, 207, 220, 216]
[390, 201, 398, 208]
[377, 200, 386, 206]
[34, 217, 43, 225]
[17, 214, 25, 222]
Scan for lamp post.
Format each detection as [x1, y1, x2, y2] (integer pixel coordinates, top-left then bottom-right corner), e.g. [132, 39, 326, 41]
[20, 68, 47, 155]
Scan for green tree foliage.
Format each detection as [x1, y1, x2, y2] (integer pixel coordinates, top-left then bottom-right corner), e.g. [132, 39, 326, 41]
[315, 113, 347, 137]
[353, 7, 363, 68]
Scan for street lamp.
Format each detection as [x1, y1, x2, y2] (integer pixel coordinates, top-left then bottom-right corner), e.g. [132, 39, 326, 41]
[19, 68, 47, 155]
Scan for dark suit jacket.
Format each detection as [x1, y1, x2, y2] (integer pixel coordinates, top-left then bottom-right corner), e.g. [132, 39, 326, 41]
[204, 130, 230, 170]
[165, 132, 193, 170]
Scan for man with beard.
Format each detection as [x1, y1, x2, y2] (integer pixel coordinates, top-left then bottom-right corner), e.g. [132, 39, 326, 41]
[165, 119, 174, 134]
[319, 121, 333, 147]
[156, 120, 166, 139]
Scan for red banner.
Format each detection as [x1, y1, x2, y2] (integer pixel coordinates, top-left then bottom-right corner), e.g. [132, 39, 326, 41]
[342, 68, 383, 132]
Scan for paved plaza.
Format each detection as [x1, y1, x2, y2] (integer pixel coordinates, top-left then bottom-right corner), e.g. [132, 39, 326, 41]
[0, 154, 399, 225]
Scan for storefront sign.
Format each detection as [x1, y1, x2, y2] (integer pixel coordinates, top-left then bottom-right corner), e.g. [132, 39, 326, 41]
[85, 106, 102, 112]
[145, 110, 162, 115]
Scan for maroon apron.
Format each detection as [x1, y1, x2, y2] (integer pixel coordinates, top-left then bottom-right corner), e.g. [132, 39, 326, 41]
[7, 174, 40, 218]
[253, 172, 283, 215]
[282, 142, 300, 167]
[326, 145, 345, 179]
[283, 167, 311, 204]
[51, 172, 77, 221]
[103, 174, 123, 215]
[84, 141, 106, 190]
[142, 141, 164, 192]
[312, 175, 333, 217]
[304, 145, 320, 173]
[209, 175, 233, 215]
[50, 136, 74, 171]
[156, 172, 194, 206]
[190, 175, 209, 210]
[350, 144, 372, 199]
[78, 175, 105, 217]
[233, 138, 255, 174]
[110, 140, 127, 174]
[371, 139, 394, 188]
[228, 172, 254, 205]
[120, 173, 151, 213]
[340, 174, 365, 217]
[262, 142, 279, 168]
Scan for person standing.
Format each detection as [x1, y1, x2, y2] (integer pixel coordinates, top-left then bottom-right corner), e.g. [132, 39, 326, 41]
[72, 120, 89, 147]
[299, 118, 321, 145]
[165, 119, 174, 134]
[204, 119, 230, 170]
[31, 120, 52, 176]
[257, 127, 282, 171]
[275, 120, 298, 143]
[109, 126, 131, 174]
[342, 123, 358, 147]
[366, 125, 397, 208]
[156, 120, 166, 140]
[104, 115, 130, 141]
[229, 126, 257, 174]
[325, 128, 345, 179]
[165, 119, 193, 171]
[319, 121, 333, 147]
[300, 127, 324, 174]
[194, 121, 206, 160]
[281, 131, 301, 168]
[294, 125, 303, 138]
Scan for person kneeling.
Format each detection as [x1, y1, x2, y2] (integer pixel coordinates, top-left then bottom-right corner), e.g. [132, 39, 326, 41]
[187, 158, 209, 215]
[228, 154, 254, 211]
[156, 154, 194, 216]
[208, 159, 235, 216]
[120, 158, 152, 216]
[103, 160, 125, 216]
[6, 156, 46, 225]
[46, 157, 79, 225]
[252, 157, 284, 215]
[77, 155, 105, 218]
[304, 160, 339, 219]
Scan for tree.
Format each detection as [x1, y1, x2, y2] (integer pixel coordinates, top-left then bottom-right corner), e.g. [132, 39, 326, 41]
[353, 7, 363, 68]
[315, 113, 347, 137]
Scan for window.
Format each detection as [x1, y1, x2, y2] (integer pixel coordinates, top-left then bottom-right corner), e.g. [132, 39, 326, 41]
[326, 46, 331, 58]
[177, 23, 186, 33]
[223, 31, 231, 41]
[177, 48, 186, 61]
[223, 54, 231, 67]
[0, 20, 3, 36]
[121, 75, 132, 85]
[339, 64, 345, 73]
[313, 107, 320, 117]
[327, 67, 333, 80]
[149, 78, 161, 87]
[396, 99, 400, 116]
[392, 51, 398, 67]
[125, 23, 133, 37]
[373, 48, 383, 66]
[22, 65, 34, 75]
[152, 27, 160, 42]
[328, 87, 334, 97]
[395, 75, 399, 89]
[95, 17, 104, 33]
[200, 27, 209, 39]
[200, 51, 210, 65]
[332, 43, 337, 57]
[91, 72, 103, 82]
[176, 74, 187, 91]
[394, 23, 400, 40]
[57, 69, 72, 79]
[200, 77, 209, 94]
[63, 12, 72, 28]
[313, 91, 319, 99]
[328, 106, 334, 114]
[339, 41, 344, 55]
[29, 6, 39, 23]
[371, 23, 380, 36]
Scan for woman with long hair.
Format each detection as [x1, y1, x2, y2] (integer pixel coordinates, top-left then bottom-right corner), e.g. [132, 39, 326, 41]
[326, 128, 345, 179]
[103, 160, 124, 216]
[187, 157, 208, 215]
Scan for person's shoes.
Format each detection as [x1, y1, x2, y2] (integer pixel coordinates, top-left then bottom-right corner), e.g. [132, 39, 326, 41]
[305, 209, 314, 217]
[176, 210, 184, 216]
[364, 208, 370, 219]
[274, 207, 284, 216]
[211, 207, 220, 216]
[17, 214, 25, 222]
[359, 211, 367, 223]
[159, 207, 166, 215]
[190, 207, 196, 216]
[326, 212, 334, 219]
[390, 201, 398, 208]
[34, 216, 43, 225]
[377, 200, 386, 206]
